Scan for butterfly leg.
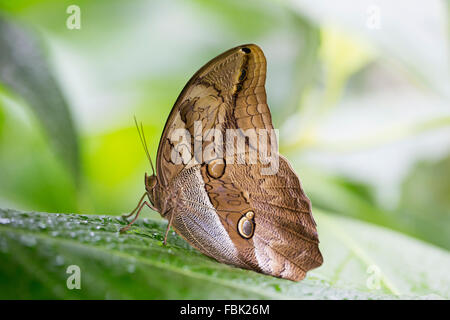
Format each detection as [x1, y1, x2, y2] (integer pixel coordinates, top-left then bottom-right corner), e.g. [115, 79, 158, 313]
[120, 200, 152, 233]
[122, 192, 147, 219]
[162, 189, 183, 245]
[163, 210, 174, 246]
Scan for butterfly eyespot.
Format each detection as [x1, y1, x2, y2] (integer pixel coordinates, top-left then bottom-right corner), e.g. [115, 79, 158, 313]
[241, 47, 251, 54]
[206, 159, 225, 179]
[238, 211, 255, 239]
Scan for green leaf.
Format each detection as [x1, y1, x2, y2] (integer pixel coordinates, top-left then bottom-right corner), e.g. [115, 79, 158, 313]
[0, 208, 448, 299]
[0, 16, 80, 182]
[398, 155, 450, 250]
[315, 209, 449, 299]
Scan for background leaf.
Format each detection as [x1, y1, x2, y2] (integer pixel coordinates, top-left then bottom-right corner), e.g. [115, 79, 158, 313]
[0, 16, 80, 182]
[0, 208, 448, 299]
[397, 155, 450, 249]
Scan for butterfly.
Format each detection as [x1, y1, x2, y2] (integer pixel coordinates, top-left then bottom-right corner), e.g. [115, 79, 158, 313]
[121, 44, 323, 281]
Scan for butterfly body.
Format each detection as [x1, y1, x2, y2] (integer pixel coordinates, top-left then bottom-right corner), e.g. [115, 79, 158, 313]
[138, 44, 323, 281]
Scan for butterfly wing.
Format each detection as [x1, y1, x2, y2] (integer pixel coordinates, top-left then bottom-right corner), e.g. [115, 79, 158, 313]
[156, 44, 274, 187]
[224, 156, 322, 281]
[156, 44, 322, 281]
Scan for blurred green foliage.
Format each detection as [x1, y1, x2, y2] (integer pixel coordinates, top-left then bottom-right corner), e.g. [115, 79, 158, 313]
[0, 16, 79, 182]
[0, 0, 449, 299]
[398, 155, 450, 248]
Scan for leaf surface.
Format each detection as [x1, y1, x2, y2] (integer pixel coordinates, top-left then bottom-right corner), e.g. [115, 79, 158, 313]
[0, 208, 448, 299]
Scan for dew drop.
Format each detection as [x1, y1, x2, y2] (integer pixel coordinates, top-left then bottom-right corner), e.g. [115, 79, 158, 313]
[55, 255, 65, 266]
[127, 264, 136, 273]
[0, 218, 11, 225]
[20, 235, 37, 247]
[49, 231, 58, 238]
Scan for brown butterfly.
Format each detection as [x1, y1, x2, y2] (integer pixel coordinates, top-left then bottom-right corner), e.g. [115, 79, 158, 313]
[121, 44, 323, 281]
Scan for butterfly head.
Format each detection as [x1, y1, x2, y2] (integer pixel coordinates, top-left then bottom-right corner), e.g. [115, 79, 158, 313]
[144, 172, 160, 209]
[145, 172, 157, 191]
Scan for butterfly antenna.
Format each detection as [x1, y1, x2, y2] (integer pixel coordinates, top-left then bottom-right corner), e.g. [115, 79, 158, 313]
[134, 116, 155, 175]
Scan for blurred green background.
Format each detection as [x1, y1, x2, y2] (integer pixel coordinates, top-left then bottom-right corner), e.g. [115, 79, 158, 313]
[0, 0, 449, 255]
